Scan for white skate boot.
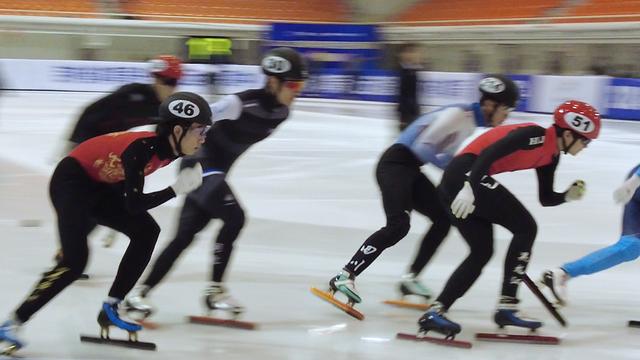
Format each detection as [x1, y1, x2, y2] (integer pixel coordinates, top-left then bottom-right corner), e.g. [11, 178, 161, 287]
[123, 285, 155, 321]
[204, 283, 244, 319]
[398, 273, 432, 300]
[329, 270, 362, 304]
[539, 268, 569, 306]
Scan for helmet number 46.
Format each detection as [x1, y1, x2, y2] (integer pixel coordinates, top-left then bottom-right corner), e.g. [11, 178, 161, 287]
[169, 100, 200, 119]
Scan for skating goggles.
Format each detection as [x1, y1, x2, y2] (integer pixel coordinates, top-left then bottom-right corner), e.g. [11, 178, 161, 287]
[189, 124, 211, 137]
[284, 80, 306, 92]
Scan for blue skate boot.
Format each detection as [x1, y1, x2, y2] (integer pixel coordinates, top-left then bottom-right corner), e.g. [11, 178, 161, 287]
[0, 318, 24, 355]
[494, 296, 542, 330]
[329, 270, 361, 305]
[98, 301, 142, 340]
[418, 302, 461, 339]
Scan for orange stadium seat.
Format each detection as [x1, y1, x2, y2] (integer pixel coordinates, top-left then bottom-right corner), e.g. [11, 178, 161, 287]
[393, 0, 563, 25]
[0, 0, 97, 18]
[554, 0, 640, 23]
[120, 0, 349, 23]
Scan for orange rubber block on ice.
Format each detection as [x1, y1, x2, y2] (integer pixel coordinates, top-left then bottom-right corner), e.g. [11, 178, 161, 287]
[310, 287, 364, 320]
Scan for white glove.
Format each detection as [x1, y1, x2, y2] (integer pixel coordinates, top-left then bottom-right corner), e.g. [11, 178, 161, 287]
[171, 163, 203, 195]
[564, 180, 586, 201]
[613, 174, 640, 205]
[451, 181, 476, 219]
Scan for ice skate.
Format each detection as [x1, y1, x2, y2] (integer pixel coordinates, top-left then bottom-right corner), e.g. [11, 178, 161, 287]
[123, 286, 155, 321]
[0, 318, 24, 356]
[539, 268, 569, 306]
[311, 271, 364, 320]
[80, 301, 156, 350]
[384, 273, 431, 311]
[188, 284, 256, 330]
[522, 273, 567, 327]
[122, 286, 158, 329]
[475, 297, 558, 345]
[398, 303, 470, 348]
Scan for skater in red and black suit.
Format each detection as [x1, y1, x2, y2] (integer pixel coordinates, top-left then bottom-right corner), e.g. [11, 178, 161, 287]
[0, 92, 211, 355]
[418, 100, 601, 338]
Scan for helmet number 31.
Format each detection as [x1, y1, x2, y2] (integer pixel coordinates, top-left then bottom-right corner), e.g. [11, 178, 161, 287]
[169, 100, 200, 119]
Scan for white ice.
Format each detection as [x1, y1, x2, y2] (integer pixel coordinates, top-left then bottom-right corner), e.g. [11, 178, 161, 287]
[0, 91, 638, 359]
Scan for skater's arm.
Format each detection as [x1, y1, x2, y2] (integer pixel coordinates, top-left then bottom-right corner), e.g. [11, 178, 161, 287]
[413, 107, 471, 169]
[121, 138, 176, 213]
[70, 84, 148, 143]
[468, 126, 546, 190]
[535, 157, 566, 206]
[210, 95, 242, 122]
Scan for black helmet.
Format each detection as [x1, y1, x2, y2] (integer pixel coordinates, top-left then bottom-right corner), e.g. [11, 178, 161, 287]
[478, 74, 520, 108]
[158, 91, 212, 126]
[156, 92, 212, 156]
[261, 47, 308, 81]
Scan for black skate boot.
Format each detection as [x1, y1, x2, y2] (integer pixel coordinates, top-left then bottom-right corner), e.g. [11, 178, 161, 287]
[494, 296, 542, 330]
[418, 302, 461, 339]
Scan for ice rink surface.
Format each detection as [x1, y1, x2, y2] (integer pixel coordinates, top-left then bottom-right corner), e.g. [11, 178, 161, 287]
[0, 91, 638, 359]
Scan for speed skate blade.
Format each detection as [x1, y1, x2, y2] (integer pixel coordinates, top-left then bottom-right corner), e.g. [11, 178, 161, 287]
[80, 335, 156, 351]
[522, 274, 567, 327]
[629, 320, 640, 328]
[383, 299, 430, 311]
[475, 332, 559, 345]
[310, 287, 364, 320]
[396, 332, 472, 349]
[137, 320, 160, 330]
[188, 315, 257, 330]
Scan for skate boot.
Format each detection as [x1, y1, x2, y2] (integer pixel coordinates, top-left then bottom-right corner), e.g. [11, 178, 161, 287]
[204, 283, 244, 319]
[0, 318, 24, 355]
[418, 302, 461, 339]
[494, 297, 542, 331]
[329, 270, 361, 305]
[123, 285, 154, 321]
[398, 273, 432, 300]
[539, 268, 569, 306]
[98, 301, 142, 340]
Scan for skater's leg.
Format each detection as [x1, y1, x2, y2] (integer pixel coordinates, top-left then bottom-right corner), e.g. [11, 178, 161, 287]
[209, 183, 245, 283]
[562, 197, 640, 278]
[342, 149, 418, 276]
[562, 234, 640, 277]
[14, 158, 95, 323]
[433, 218, 494, 310]
[408, 172, 451, 275]
[142, 196, 211, 290]
[490, 190, 537, 300]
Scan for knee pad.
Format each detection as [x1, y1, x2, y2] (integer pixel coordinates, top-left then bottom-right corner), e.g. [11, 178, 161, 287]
[617, 235, 640, 262]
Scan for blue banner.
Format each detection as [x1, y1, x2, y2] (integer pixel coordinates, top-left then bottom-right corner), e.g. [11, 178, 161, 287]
[268, 23, 379, 43]
[302, 69, 396, 103]
[509, 74, 531, 112]
[606, 77, 640, 120]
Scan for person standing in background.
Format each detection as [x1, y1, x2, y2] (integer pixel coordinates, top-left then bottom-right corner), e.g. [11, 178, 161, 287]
[397, 43, 423, 131]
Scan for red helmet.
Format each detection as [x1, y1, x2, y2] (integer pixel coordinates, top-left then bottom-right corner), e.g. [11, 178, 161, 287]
[149, 55, 183, 80]
[553, 100, 601, 140]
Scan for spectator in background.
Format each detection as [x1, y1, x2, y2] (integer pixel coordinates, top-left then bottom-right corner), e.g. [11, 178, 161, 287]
[397, 43, 423, 131]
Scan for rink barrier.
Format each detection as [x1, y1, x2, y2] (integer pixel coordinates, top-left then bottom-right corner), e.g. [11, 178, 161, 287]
[1, 58, 639, 120]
